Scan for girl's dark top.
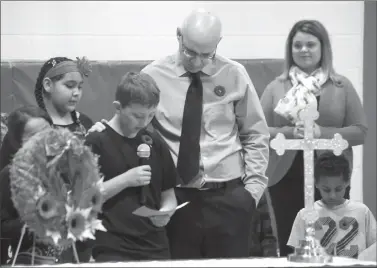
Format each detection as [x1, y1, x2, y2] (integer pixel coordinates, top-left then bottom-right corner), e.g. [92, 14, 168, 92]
[84, 124, 179, 259]
[53, 112, 93, 140]
[0, 112, 94, 264]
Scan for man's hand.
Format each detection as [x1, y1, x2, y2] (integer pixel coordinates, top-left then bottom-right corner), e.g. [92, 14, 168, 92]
[86, 119, 108, 135]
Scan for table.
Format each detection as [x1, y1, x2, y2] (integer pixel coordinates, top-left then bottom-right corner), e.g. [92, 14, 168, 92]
[15, 257, 376, 267]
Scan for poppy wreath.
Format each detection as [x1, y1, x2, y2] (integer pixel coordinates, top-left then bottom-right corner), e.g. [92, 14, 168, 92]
[10, 128, 106, 250]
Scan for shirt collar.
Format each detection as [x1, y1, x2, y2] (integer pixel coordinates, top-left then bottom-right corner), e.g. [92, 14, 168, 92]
[173, 51, 217, 77]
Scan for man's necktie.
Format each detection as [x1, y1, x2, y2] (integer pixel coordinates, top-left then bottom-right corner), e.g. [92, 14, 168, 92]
[176, 72, 203, 184]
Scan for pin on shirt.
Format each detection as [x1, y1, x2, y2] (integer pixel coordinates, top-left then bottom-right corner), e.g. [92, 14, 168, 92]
[214, 85, 226, 97]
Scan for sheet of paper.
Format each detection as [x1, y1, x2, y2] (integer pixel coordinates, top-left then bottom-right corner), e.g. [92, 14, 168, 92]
[132, 202, 189, 217]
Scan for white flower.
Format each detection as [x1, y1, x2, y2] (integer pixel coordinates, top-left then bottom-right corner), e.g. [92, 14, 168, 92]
[88, 219, 107, 233]
[78, 227, 95, 241]
[46, 230, 61, 245]
[35, 185, 46, 201]
[72, 219, 107, 242]
[67, 231, 76, 241]
[66, 206, 92, 242]
[65, 205, 91, 221]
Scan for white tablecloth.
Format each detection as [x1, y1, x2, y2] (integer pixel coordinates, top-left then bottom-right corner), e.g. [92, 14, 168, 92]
[28, 257, 376, 267]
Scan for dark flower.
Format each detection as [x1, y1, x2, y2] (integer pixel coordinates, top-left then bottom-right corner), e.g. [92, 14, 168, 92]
[334, 79, 344, 88]
[141, 134, 153, 146]
[78, 186, 103, 213]
[76, 56, 92, 77]
[37, 194, 60, 220]
[66, 209, 88, 241]
[214, 86, 226, 97]
[339, 217, 352, 230]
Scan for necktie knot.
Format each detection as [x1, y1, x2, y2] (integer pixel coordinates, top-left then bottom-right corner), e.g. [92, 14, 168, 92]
[189, 71, 200, 80]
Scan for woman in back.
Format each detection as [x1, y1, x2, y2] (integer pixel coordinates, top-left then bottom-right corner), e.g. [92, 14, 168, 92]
[260, 19, 368, 256]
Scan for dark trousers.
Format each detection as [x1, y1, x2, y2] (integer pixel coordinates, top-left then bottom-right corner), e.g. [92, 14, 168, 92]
[0, 239, 10, 265]
[269, 153, 304, 257]
[93, 228, 170, 262]
[167, 179, 256, 259]
[95, 252, 133, 262]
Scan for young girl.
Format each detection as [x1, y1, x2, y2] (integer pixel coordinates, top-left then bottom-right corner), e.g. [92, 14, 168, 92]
[34, 57, 94, 139]
[33, 57, 95, 262]
[0, 106, 53, 265]
[287, 152, 376, 261]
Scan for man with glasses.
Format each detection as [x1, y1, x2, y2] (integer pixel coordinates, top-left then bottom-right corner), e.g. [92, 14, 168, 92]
[141, 8, 270, 259]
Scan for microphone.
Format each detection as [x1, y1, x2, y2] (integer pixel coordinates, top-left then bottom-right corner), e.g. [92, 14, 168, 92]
[137, 144, 151, 205]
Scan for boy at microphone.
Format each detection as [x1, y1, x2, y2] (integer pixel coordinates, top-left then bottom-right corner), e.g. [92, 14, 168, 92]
[85, 72, 179, 262]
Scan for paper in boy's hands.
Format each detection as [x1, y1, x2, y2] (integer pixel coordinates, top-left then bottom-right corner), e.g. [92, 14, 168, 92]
[132, 202, 189, 217]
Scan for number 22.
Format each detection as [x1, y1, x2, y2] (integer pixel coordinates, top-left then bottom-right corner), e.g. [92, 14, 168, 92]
[315, 216, 359, 258]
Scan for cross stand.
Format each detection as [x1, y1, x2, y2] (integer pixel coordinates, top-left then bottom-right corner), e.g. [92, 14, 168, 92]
[270, 107, 349, 263]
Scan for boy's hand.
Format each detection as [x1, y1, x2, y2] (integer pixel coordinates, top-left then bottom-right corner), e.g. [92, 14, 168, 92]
[148, 214, 172, 227]
[148, 207, 175, 227]
[125, 165, 151, 188]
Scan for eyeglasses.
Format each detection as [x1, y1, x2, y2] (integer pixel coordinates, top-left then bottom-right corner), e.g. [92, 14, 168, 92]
[180, 36, 217, 60]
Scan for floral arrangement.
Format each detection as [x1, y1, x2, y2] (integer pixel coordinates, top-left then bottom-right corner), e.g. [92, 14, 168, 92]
[1, 112, 8, 146]
[9, 127, 106, 250]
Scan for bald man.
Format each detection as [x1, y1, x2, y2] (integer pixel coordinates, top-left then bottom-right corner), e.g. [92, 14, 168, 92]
[142, 9, 270, 259]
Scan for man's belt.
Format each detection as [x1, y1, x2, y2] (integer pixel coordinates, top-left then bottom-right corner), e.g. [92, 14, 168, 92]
[201, 177, 242, 190]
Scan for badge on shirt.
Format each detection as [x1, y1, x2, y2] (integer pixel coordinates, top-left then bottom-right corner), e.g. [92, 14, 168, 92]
[214, 85, 226, 97]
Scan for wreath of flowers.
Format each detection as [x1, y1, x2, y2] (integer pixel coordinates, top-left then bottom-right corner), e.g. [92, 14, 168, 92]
[10, 128, 106, 249]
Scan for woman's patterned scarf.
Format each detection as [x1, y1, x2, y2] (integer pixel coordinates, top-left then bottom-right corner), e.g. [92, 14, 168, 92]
[274, 66, 328, 123]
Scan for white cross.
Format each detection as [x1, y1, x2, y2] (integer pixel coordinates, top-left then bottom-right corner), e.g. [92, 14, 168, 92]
[270, 107, 349, 222]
